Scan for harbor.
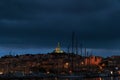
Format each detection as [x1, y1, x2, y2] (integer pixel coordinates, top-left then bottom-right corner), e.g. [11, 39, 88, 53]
[0, 42, 119, 80]
[1, 0, 120, 80]
[0, 74, 120, 80]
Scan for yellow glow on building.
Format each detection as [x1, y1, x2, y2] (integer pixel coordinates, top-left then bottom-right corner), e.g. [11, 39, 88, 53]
[54, 42, 64, 53]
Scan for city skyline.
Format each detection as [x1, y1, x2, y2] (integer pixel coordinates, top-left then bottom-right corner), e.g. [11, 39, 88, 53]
[0, 0, 120, 56]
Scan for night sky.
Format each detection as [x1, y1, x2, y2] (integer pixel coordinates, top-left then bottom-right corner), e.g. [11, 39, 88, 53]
[0, 0, 120, 57]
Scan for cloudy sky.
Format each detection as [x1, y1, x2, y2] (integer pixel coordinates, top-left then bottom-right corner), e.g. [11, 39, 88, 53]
[0, 0, 120, 57]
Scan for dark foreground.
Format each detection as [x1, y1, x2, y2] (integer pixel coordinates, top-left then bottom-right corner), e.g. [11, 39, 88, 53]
[0, 76, 120, 80]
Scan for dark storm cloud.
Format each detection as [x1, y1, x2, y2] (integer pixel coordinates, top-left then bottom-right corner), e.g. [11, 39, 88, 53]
[0, 0, 120, 49]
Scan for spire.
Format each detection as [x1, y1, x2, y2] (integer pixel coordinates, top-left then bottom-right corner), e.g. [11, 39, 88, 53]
[54, 42, 64, 53]
[57, 42, 60, 48]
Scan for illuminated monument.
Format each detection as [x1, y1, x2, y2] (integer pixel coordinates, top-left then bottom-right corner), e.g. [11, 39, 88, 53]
[53, 42, 64, 53]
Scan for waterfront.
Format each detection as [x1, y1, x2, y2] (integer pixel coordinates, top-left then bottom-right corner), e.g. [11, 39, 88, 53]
[41, 77, 120, 80]
[61, 77, 120, 80]
[0, 76, 120, 80]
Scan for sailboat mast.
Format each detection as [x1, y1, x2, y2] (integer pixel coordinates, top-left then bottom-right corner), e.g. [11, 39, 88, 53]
[72, 32, 75, 53]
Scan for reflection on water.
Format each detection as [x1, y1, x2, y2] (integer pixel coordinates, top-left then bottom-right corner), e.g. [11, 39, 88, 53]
[10, 77, 120, 80]
[42, 77, 120, 80]
[84, 77, 102, 80]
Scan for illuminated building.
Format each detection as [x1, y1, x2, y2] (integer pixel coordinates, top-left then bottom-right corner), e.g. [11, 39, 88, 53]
[53, 42, 64, 53]
[84, 56, 102, 65]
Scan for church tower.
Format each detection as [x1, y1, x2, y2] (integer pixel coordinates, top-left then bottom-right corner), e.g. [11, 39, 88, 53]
[54, 42, 64, 53]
